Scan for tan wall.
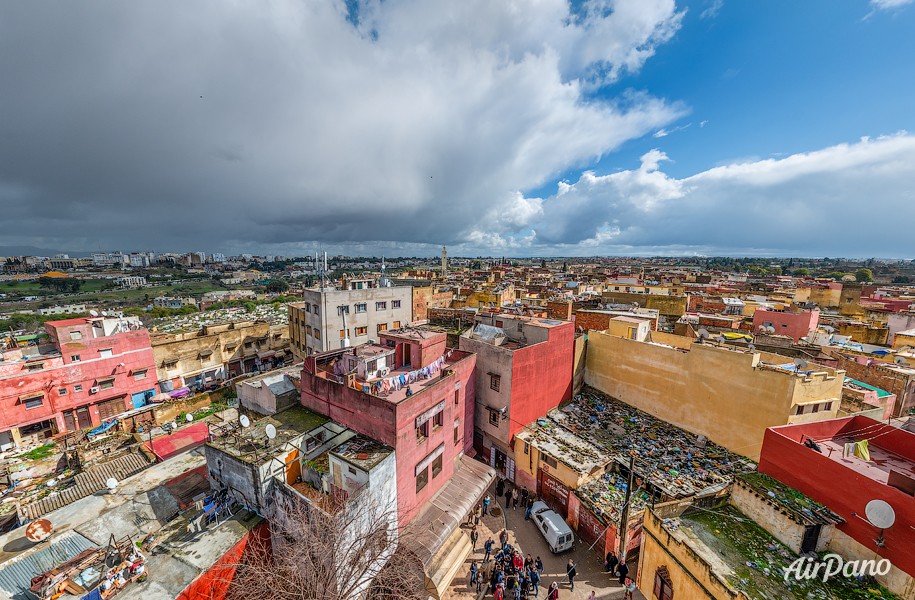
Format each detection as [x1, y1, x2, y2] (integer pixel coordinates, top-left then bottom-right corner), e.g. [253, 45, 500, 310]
[601, 291, 689, 317]
[513, 440, 592, 491]
[573, 334, 586, 396]
[893, 331, 915, 350]
[584, 332, 843, 459]
[827, 529, 915, 598]
[639, 509, 748, 600]
[730, 480, 832, 554]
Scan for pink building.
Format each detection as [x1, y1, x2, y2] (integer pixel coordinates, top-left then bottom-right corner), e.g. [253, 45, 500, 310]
[298, 328, 485, 526]
[0, 316, 159, 448]
[752, 307, 820, 342]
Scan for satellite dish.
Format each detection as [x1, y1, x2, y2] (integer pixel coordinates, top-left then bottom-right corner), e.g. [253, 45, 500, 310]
[106, 478, 118, 491]
[794, 358, 809, 370]
[748, 344, 756, 351]
[239, 414, 251, 428]
[186, 413, 194, 422]
[265, 424, 277, 440]
[25, 519, 54, 543]
[895, 356, 910, 366]
[697, 328, 710, 339]
[822, 325, 835, 334]
[865, 499, 896, 530]
[89, 310, 99, 317]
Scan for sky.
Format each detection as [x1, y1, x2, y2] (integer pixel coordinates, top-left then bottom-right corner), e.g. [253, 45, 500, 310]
[1, 0, 914, 258]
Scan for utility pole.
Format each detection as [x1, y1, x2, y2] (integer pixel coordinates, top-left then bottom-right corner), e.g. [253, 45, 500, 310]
[617, 455, 635, 561]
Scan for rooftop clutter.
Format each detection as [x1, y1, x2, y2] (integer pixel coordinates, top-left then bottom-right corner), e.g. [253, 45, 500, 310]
[552, 387, 756, 518]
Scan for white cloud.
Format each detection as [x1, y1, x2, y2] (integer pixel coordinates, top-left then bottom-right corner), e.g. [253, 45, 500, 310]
[700, 0, 724, 20]
[869, 0, 912, 10]
[487, 133, 915, 257]
[0, 0, 685, 253]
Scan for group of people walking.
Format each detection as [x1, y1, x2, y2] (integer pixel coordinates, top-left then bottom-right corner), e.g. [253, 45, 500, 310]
[467, 477, 638, 599]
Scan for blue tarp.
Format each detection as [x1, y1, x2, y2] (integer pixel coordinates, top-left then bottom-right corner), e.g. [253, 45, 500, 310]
[86, 419, 118, 438]
[168, 386, 191, 398]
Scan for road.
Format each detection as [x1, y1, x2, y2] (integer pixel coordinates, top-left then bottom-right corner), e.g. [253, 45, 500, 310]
[445, 485, 644, 600]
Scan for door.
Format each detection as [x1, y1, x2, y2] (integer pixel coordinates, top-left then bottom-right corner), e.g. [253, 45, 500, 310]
[76, 407, 92, 429]
[285, 449, 301, 485]
[801, 524, 821, 554]
[132, 391, 148, 409]
[98, 398, 125, 421]
[63, 411, 76, 432]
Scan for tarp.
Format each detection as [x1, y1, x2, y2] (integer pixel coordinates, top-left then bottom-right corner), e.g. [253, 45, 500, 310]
[87, 419, 118, 438]
[168, 387, 191, 398]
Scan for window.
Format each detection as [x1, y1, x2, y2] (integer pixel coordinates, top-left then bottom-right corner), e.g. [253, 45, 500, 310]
[490, 373, 501, 392]
[416, 466, 429, 493]
[99, 348, 113, 358]
[98, 378, 115, 390]
[495, 320, 504, 328]
[306, 325, 312, 335]
[393, 321, 401, 329]
[313, 329, 321, 340]
[524, 442, 530, 455]
[488, 408, 500, 427]
[377, 323, 388, 333]
[454, 389, 460, 405]
[313, 304, 320, 315]
[71, 354, 81, 362]
[339, 329, 346, 339]
[74, 385, 83, 392]
[454, 422, 460, 444]
[432, 411, 444, 430]
[133, 369, 148, 381]
[417, 420, 429, 442]
[823, 401, 833, 412]
[653, 567, 673, 600]
[355, 326, 368, 336]
[70, 331, 82, 341]
[542, 455, 558, 469]
[355, 303, 367, 313]
[376, 301, 387, 311]
[305, 304, 311, 313]
[24, 395, 44, 409]
[306, 347, 313, 355]
[348, 466, 358, 476]
[27, 363, 44, 372]
[392, 300, 401, 309]
[431, 454, 443, 479]
[58, 387, 68, 396]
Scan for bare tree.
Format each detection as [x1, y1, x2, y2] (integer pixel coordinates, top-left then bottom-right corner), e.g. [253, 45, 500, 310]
[224, 488, 427, 600]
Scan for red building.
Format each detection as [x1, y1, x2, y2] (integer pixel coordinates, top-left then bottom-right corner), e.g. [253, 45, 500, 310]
[299, 328, 478, 525]
[759, 416, 915, 591]
[0, 316, 159, 448]
[753, 307, 820, 342]
[458, 314, 575, 482]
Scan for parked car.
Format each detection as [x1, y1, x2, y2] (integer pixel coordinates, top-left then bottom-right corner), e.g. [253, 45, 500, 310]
[530, 500, 574, 553]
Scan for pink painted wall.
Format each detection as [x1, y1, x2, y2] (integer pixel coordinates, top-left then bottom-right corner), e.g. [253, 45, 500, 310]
[753, 308, 820, 342]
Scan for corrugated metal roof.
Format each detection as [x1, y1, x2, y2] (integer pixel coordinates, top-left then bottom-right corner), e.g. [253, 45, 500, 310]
[0, 530, 99, 600]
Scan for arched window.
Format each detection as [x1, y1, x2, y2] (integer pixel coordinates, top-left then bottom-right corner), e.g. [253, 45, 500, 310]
[653, 566, 673, 600]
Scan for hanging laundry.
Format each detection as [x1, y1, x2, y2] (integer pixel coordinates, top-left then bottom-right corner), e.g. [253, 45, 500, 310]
[843, 442, 855, 458]
[853, 439, 870, 461]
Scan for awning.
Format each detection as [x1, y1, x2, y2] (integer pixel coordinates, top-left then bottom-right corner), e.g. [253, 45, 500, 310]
[257, 350, 276, 359]
[168, 387, 191, 398]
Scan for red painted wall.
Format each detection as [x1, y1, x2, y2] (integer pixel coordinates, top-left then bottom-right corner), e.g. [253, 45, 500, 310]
[176, 520, 271, 600]
[300, 351, 477, 526]
[508, 322, 574, 440]
[753, 308, 820, 342]
[758, 417, 915, 577]
[0, 322, 158, 434]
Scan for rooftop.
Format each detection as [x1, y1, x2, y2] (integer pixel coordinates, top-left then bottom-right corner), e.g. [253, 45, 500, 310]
[206, 406, 329, 463]
[665, 504, 897, 600]
[330, 434, 393, 471]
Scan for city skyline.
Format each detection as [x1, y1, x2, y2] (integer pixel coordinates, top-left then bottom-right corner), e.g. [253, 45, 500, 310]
[1, 0, 914, 258]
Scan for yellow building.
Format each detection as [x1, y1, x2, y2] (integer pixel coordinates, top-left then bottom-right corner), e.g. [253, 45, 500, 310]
[513, 424, 611, 494]
[584, 331, 844, 459]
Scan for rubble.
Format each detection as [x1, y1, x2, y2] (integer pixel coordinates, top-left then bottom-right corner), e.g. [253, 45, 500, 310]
[151, 303, 288, 333]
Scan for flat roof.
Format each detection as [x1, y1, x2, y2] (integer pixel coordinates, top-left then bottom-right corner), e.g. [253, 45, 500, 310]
[207, 406, 328, 462]
[330, 434, 393, 471]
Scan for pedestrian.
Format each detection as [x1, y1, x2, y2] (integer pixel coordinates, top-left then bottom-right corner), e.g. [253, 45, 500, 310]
[521, 487, 529, 507]
[617, 560, 629, 585]
[500, 529, 509, 551]
[496, 477, 505, 498]
[535, 556, 544, 576]
[483, 494, 492, 516]
[623, 577, 636, 600]
[547, 581, 559, 600]
[566, 560, 576, 591]
[478, 566, 486, 593]
[606, 551, 618, 574]
[513, 552, 524, 572]
[505, 486, 513, 508]
[525, 502, 533, 521]
[495, 582, 505, 600]
[525, 554, 533, 571]
[484, 538, 494, 563]
[470, 560, 478, 586]
[530, 567, 540, 597]
[514, 581, 522, 600]
[470, 526, 479, 551]
[475, 503, 482, 525]
[587, 592, 596, 600]
[512, 488, 519, 509]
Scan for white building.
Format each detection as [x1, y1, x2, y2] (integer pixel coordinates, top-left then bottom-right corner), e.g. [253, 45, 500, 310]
[288, 281, 413, 358]
[36, 304, 88, 316]
[116, 276, 147, 288]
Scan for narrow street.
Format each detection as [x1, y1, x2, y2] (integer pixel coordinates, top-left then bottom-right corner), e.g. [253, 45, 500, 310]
[445, 484, 645, 600]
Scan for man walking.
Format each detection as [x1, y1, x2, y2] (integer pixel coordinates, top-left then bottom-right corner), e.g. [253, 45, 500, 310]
[606, 551, 618, 574]
[500, 529, 509, 551]
[484, 537, 494, 563]
[512, 488, 519, 510]
[470, 525, 479, 551]
[547, 581, 559, 600]
[505, 485, 513, 508]
[566, 560, 577, 591]
[483, 494, 492, 516]
[529, 567, 540, 597]
[617, 560, 629, 585]
[470, 560, 478, 586]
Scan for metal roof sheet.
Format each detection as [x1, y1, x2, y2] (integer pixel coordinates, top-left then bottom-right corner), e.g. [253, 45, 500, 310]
[0, 530, 99, 599]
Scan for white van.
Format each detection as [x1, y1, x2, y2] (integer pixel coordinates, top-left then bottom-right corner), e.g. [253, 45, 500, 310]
[530, 500, 574, 553]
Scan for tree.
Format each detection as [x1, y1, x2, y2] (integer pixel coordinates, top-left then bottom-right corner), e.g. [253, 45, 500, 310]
[38, 276, 81, 293]
[792, 268, 811, 277]
[225, 491, 426, 600]
[826, 271, 849, 281]
[892, 275, 911, 284]
[266, 280, 290, 293]
[855, 268, 874, 282]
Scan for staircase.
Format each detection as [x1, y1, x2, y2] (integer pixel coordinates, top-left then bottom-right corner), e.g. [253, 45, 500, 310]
[19, 452, 151, 521]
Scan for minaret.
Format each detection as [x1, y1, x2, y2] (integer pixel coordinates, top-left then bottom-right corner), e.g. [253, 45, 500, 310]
[441, 246, 448, 279]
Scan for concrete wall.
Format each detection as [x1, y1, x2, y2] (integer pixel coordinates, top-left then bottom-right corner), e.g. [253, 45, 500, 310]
[584, 332, 843, 459]
[826, 352, 915, 416]
[888, 313, 915, 345]
[600, 291, 688, 317]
